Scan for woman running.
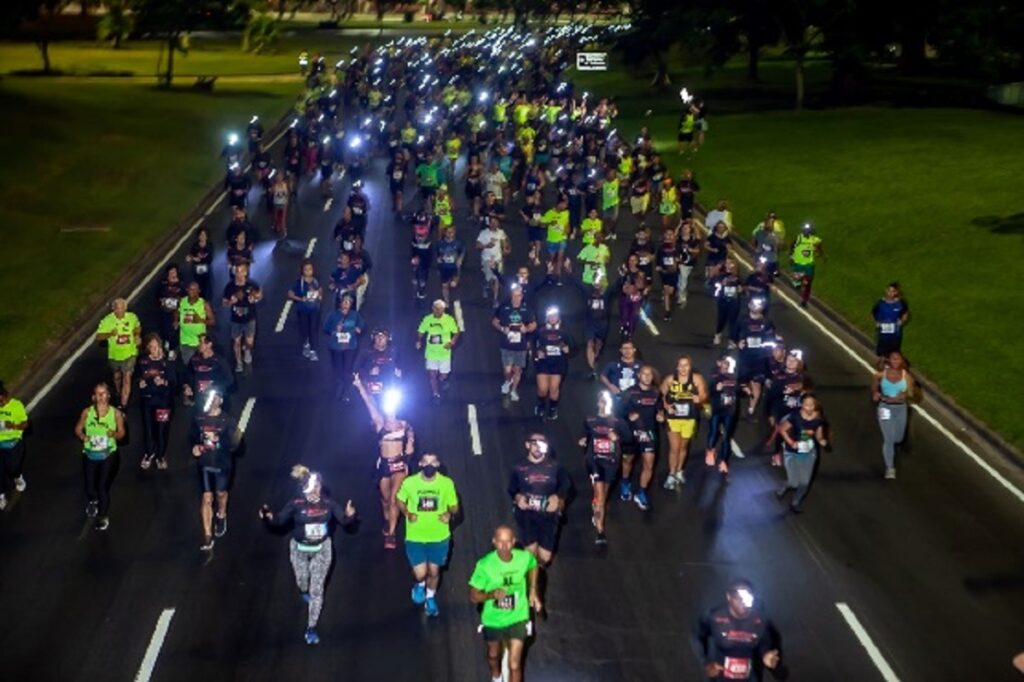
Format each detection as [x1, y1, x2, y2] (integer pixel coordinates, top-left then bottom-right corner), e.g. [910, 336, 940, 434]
[74, 383, 126, 530]
[579, 391, 630, 546]
[705, 355, 739, 476]
[259, 465, 358, 645]
[533, 307, 573, 421]
[137, 333, 175, 471]
[286, 259, 323, 363]
[354, 379, 415, 550]
[322, 294, 365, 401]
[871, 351, 916, 480]
[660, 355, 708, 490]
[186, 227, 213, 301]
[775, 394, 829, 513]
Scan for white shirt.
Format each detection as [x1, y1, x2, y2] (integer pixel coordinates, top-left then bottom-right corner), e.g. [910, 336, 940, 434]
[477, 227, 507, 264]
[705, 208, 731, 232]
[484, 171, 506, 200]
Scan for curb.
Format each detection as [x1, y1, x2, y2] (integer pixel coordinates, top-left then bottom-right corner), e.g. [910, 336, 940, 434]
[10, 112, 295, 409]
[695, 204, 1024, 475]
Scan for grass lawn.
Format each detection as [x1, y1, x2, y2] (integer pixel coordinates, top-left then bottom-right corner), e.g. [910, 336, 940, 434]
[575, 61, 1024, 449]
[0, 78, 300, 384]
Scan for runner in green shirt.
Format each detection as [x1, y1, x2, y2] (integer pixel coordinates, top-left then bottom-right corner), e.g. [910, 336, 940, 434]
[415, 156, 441, 209]
[577, 232, 611, 286]
[469, 525, 541, 682]
[95, 297, 142, 408]
[396, 452, 459, 617]
[789, 223, 825, 307]
[74, 383, 126, 530]
[416, 300, 461, 401]
[0, 382, 29, 510]
[540, 197, 571, 279]
[580, 208, 603, 245]
[601, 170, 621, 240]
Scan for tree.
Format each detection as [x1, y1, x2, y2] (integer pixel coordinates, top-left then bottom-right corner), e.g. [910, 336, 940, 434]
[97, 0, 133, 49]
[132, 0, 228, 87]
[773, 0, 846, 110]
[242, 11, 280, 53]
[2, 0, 67, 73]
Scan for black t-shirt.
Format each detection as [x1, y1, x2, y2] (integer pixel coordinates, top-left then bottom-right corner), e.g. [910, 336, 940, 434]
[695, 605, 777, 681]
[192, 411, 237, 471]
[709, 371, 739, 413]
[268, 496, 357, 545]
[534, 327, 572, 371]
[656, 243, 680, 273]
[582, 415, 630, 462]
[222, 279, 260, 323]
[137, 356, 175, 403]
[508, 458, 571, 512]
[493, 303, 536, 351]
[621, 386, 661, 432]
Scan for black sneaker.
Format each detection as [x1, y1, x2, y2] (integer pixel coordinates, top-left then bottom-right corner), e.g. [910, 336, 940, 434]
[547, 406, 559, 420]
[595, 531, 608, 545]
[200, 536, 215, 552]
[214, 514, 227, 538]
[86, 500, 99, 518]
[534, 404, 544, 417]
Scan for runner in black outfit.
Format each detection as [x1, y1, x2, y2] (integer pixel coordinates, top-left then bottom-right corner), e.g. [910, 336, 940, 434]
[695, 580, 781, 681]
[508, 433, 571, 567]
[619, 365, 663, 510]
[137, 333, 176, 471]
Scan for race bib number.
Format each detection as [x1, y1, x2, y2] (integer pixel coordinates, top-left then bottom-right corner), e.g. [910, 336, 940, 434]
[880, 322, 896, 334]
[304, 523, 327, 541]
[116, 334, 130, 345]
[233, 306, 249, 317]
[507, 331, 522, 344]
[306, 290, 320, 301]
[367, 381, 383, 394]
[342, 240, 353, 251]
[723, 657, 752, 680]
[352, 206, 364, 215]
[878, 406, 892, 421]
[591, 299, 604, 311]
[672, 403, 691, 418]
[392, 171, 403, 180]
[155, 408, 171, 423]
[593, 437, 613, 455]
[796, 439, 813, 454]
[336, 332, 351, 344]
[526, 495, 545, 511]
[88, 435, 109, 450]
[495, 594, 517, 611]
[428, 334, 443, 345]
[785, 394, 801, 409]
[417, 495, 439, 512]
[618, 375, 635, 391]
[638, 256, 651, 266]
[386, 458, 406, 473]
[662, 256, 675, 266]
[442, 254, 457, 264]
[162, 298, 179, 310]
[721, 394, 735, 406]
[544, 345, 561, 357]
[202, 431, 220, 449]
[195, 264, 209, 275]
[746, 336, 762, 349]
[723, 286, 738, 298]
[197, 380, 211, 393]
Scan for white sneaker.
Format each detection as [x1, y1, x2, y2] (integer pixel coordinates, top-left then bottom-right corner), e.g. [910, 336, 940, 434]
[501, 380, 511, 395]
[0, 494, 6, 510]
[663, 475, 677, 491]
[302, 343, 311, 358]
[713, 333, 721, 346]
[510, 388, 519, 402]
[674, 471, 686, 485]
[243, 348, 253, 365]
[885, 467, 896, 480]
[14, 476, 26, 492]
[309, 351, 319, 362]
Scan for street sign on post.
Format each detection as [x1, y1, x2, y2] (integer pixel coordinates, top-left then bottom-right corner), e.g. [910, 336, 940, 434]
[576, 53, 608, 71]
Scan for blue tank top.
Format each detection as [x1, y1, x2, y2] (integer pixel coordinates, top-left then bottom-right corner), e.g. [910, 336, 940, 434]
[880, 370, 907, 398]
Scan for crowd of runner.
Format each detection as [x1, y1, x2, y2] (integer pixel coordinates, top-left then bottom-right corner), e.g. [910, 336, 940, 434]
[0, 23, 927, 680]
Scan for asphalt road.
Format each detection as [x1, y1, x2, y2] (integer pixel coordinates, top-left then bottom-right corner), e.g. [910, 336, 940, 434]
[1, 145, 1022, 682]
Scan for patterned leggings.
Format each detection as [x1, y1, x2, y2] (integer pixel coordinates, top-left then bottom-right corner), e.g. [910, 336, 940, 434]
[289, 538, 333, 628]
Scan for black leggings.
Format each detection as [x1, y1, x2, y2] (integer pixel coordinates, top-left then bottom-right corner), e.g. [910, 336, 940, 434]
[716, 299, 740, 335]
[84, 452, 119, 517]
[330, 349, 358, 395]
[297, 307, 319, 350]
[141, 400, 171, 459]
[1, 440, 26, 495]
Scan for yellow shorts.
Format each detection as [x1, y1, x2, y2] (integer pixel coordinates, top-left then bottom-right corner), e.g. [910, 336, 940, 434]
[666, 418, 697, 438]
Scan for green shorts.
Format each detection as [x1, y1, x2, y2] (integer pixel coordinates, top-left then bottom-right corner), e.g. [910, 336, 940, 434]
[482, 620, 529, 643]
[791, 263, 815, 278]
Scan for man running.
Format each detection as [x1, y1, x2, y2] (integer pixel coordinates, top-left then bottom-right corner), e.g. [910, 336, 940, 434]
[416, 300, 460, 402]
[178, 281, 215, 366]
[221, 262, 262, 373]
[191, 390, 240, 551]
[492, 284, 537, 402]
[695, 580, 781, 681]
[579, 391, 630, 545]
[397, 452, 459, 617]
[789, 223, 824, 307]
[469, 525, 542, 682]
[95, 298, 142, 409]
[477, 215, 511, 305]
[0, 382, 30, 510]
[620, 365, 662, 510]
[872, 282, 910, 362]
[508, 434, 571, 567]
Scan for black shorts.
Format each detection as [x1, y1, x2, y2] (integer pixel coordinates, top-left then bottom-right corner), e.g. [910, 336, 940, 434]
[419, 186, 437, 201]
[876, 334, 902, 357]
[390, 181, 405, 193]
[465, 182, 481, 199]
[587, 455, 620, 484]
[738, 356, 766, 384]
[439, 266, 459, 283]
[534, 360, 567, 377]
[677, 132, 694, 142]
[660, 270, 680, 289]
[585, 321, 609, 343]
[376, 455, 409, 479]
[629, 429, 657, 456]
[513, 509, 559, 552]
[199, 465, 232, 493]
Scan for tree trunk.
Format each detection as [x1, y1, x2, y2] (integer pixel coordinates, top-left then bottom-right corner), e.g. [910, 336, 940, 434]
[897, 24, 928, 75]
[278, 0, 286, 20]
[80, 0, 90, 16]
[164, 36, 176, 88]
[36, 40, 51, 73]
[114, 33, 122, 50]
[794, 55, 805, 110]
[650, 51, 671, 91]
[747, 39, 760, 83]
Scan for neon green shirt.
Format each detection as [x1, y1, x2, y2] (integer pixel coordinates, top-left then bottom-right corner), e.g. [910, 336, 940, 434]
[401, 125, 417, 144]
[445, 137, 462, 160]
[513, 103, 530, 126]
[493, 102, 507, 123]
[0, 398, 28, 443]
[84, 405, 117, 459]
[178, 297, 208, 347]
[397, 472, 458, 543]
[469, 549, 537, 629]
[97, 312, 140, 361]
[602, 178, 620, 209]
[578, 244, 611, 285]
[416, 162, 440, 188]
[417, 313, 459, 361]
[580, 217, 602, 245]
[541, 208, 569, 243]
[792, 234, 822, 265]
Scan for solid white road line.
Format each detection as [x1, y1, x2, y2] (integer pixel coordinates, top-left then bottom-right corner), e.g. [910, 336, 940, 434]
[835, 603, 901, 682]
[274, 301, 293, 333]
[467, 403, 483, 455]
[453, 300, 465, 332]
[26, 123, 292, 414]
[694, 218, 1024, 505]
[135, 608, 175, 682]
[238, 397, 257, 436]
[304, 236, 318, 258]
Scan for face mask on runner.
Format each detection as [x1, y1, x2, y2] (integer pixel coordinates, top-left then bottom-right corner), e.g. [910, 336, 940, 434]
[420, 464, 438, 478]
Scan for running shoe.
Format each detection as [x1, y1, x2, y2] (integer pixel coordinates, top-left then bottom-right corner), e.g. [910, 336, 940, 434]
[411, 583, 426, 605]
[14, 476, 26, 492]
[634, 489, 650, 511]
[595, 532, 608, 546]
[156, 458, 168, 470]
[214, 514, 227, 538]
[302, 343, 311, 358]
[141, 454, 154, 470]
[501, 380, 511, 395]
[662, 475, 677, 491]
[509, 388, 519, 402]
[200, 536, 215, 551]
[547, 406, 558, 420]
[618, 480, 632, 502]
[674, 471, 686, 485]
[309, 351, 319, 362]
[235, 362, 243, 373]
[425, 597, 439, 617]
[95, 517, 110, 531]
[243, 348, 253, 365]
[304, 628, 320, 645]
[884, 467, 896, 480]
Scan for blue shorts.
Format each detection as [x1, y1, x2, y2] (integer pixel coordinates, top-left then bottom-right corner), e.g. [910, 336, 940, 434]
[546, 241, 566, 255]
[405, 538, 450, 567]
